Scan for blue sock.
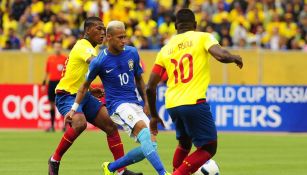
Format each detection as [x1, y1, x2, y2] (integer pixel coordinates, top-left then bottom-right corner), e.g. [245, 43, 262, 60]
[108, 142, 158, 172]
[108, 146, 145, 172]
[137, 128, 166, 175]
[152, 141, 158, 150]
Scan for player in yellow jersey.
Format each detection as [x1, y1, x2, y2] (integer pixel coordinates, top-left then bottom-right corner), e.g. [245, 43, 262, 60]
[146, 9, 243, 175]
[48, 17, 142, 175]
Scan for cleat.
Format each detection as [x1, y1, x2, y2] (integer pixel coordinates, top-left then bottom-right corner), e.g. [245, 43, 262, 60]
[122, 169, 143, 175]
[101, 162, 115, 175]
[46, 127, 55, 132]
[48, 157, 60, 175]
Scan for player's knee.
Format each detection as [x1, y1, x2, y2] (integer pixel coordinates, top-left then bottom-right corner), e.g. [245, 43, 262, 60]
[200, 141, 217, 157]
[72, 116, 87, 133]
[137, 128, 151, 140]
[105, 123, 118, 136]
[178, 137, 192, 150]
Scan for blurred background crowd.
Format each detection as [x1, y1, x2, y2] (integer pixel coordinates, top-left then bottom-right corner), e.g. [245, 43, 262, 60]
[0, 0, 307, 52]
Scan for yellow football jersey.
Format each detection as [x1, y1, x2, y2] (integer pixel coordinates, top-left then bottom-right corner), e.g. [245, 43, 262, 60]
[155, 31, 219, 108]
[56, 39, 97, 94]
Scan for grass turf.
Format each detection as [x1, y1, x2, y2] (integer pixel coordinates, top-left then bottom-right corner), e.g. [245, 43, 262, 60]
[0, 131, 306, 175]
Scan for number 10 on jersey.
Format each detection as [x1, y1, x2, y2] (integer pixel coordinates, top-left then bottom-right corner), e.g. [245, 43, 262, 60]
[170, 54, 194, 84]
[118, 73, 129, 85]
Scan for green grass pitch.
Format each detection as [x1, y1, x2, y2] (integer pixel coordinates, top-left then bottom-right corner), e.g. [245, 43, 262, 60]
[0, 131, 306, 175]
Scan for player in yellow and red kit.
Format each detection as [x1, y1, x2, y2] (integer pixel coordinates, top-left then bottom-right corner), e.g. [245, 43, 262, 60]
[146, 8, 243, 175]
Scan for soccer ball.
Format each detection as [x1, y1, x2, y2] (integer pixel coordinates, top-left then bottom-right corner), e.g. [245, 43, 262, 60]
[194, 159, 220, 175]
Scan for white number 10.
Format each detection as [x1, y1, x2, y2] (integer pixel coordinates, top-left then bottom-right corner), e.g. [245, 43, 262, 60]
[118, 73, 129, 85]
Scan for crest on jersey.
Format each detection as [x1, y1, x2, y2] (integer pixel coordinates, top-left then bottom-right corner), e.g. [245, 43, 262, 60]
[127, 115, 134, 122]
[128, 59, 134, 71]
[86, 48, 94, 54]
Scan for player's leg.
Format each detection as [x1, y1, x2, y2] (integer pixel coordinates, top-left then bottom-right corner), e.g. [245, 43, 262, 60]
[173, 137, 192, 171]
[47, 101, 56, 132]
[85, 95, 142, 175]
[48, 93, 87, 175]
[89, 105, 127, 174]
[168, 107, 192, 171]
[46, 81, 58, 132]
[171, 102, 218, 175]
[106, 103, 168, 175]
[105, 109, 159, 170]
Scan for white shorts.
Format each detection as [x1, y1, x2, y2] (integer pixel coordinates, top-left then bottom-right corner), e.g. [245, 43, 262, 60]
[110, 103, 150, 138]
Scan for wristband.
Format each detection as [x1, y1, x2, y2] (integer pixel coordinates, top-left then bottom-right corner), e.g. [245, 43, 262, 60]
[71, 103, 79, 111]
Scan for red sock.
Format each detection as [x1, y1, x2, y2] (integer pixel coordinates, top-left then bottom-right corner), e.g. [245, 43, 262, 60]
[53, 127, 79, 161]
[173, 148, 212, 175]
[107, 130, 125, 172]
[173, 146, 190, 171]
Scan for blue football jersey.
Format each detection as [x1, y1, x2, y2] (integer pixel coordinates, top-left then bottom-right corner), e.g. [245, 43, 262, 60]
[87, 46, 143, 115]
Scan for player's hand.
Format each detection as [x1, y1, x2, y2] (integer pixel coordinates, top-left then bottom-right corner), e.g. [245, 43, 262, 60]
[64, 110, 74, 125]
[233, 55, 243, 69]
[40, 85, 46, 93]
[90, 87, 104, 98]
[41, 80, 47, 93]
[150, 115, 165, 136]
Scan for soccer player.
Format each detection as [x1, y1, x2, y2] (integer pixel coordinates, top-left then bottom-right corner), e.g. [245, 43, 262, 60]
[146, 9, 243, 175]
[66, 21, 170, 175]
[48, 17, 141, 175]
[42, 42, 67, 132]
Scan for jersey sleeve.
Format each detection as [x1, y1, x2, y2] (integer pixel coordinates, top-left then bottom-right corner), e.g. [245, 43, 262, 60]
[79, 45, 95, 62]
[86, 57, 100, 82]
[132, 48, 144, 76]
[203, 33, 219, 51]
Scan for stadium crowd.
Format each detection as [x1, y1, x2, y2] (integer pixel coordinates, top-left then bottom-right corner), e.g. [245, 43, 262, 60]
[0, 0, 307, 52]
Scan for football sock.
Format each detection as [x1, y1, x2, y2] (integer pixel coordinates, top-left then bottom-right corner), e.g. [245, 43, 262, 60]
[50, 109, 55, 128]
[107, 130, 125, 172]
[138, 128, 166, 175]
[173, 147, 211, 175]
[173, 145, 190, 171]
[108, 146, 144, 172]
[108, 141, 158, 171]
[53, 127, 79, 161]
[152, 141, 158, 150]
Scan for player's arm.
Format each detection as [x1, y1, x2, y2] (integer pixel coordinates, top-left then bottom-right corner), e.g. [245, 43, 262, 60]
[42, 73, 49, 86]
[146, 64, 166, 135]
[208, 44, 243, 69]
[64, 80, 92, 125]
[75, 81, 92, 107]
[85, 55, 104, 98]
[64, 58, 100, 124]
[85, 55, 95, 64]
[43, 57, 50, 86]
[135, 74, 149, 115]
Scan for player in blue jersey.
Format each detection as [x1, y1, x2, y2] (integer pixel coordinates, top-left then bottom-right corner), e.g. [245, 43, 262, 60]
[49, 17, 141, 175]
[65, 21, 170, 175]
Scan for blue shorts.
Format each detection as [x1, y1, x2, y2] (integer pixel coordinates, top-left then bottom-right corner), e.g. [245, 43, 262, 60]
[167, 102, 217, 147]
[55, 92, 103, 123]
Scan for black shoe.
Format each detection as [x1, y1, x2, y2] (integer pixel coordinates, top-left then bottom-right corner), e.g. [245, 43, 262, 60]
[46, 127, 55, 132]
[122, 169, 143, 175]
[48, 157, 60, 175]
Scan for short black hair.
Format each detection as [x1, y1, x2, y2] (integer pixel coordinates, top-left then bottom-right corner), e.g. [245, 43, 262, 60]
[84, 16, 102, 31]
[175, 8, 195, 24]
